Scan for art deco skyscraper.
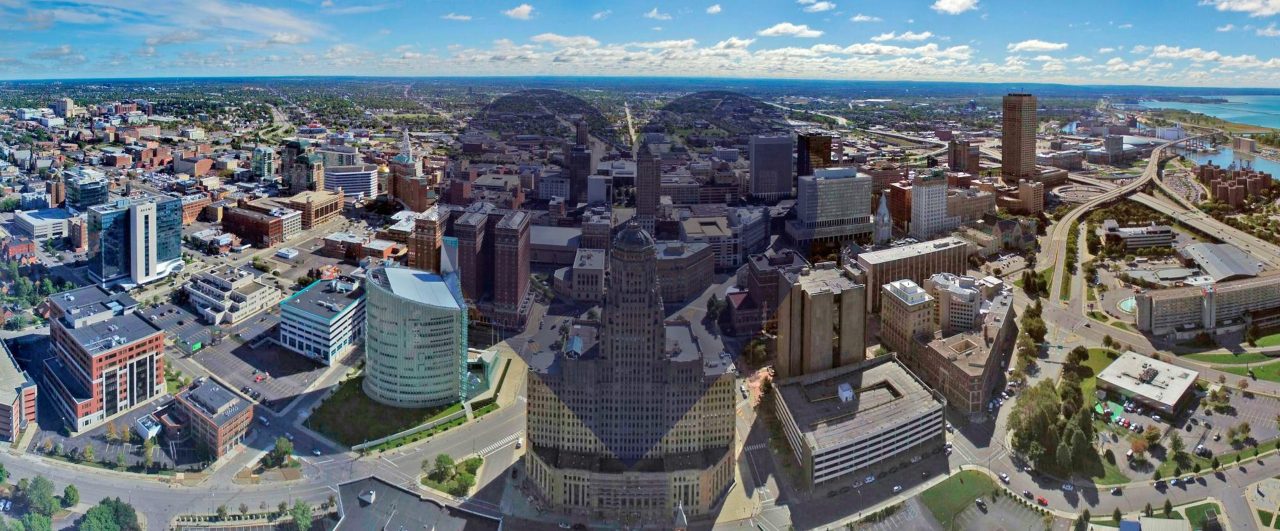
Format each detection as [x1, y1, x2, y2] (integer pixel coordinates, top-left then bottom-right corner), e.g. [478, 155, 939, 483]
[524, 222, 736, 524]
[635, 143, 659, 233]
[1001, 93, 1037, 182]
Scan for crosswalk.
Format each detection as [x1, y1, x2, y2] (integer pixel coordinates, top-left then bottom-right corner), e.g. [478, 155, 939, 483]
[744, 443, 767, 452]
[478, 431, 522, 457]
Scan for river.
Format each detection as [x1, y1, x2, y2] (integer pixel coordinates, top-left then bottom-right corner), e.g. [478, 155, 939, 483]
[1139, 95, 1280, 130]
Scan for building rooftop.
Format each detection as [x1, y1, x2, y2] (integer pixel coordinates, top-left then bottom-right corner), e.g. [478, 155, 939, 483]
[282, 277, 364, 319]
[573, 248, 605, 270]
[368, 266, 461, 310]
[1096, 351, 1198, 409]
[787, 262, 861, 295]
[681, 217, 731, 239]
[1179, 242, 1262, 283]
[334, 476, 500, 531]
[884, 279, 933, 306]
[856, 237, 968, 266]
[49, 285, 138, 323]
[64, 312, 161, 357]
[655, 241, 709, 260]
[530, 225, 581, 248]
[16, 208, 73, 222]
[178, 379, 250, 428]
[0, 342, 32, 406]
[775, 356, 943, 452]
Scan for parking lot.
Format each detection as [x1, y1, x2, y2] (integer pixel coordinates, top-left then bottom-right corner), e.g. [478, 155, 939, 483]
[860, 498, 940, 531]
[952, 493, 1068, 531]
[190, 339, 335, 413]
[1178, 392, 1280, 456]
[31, 396, 207, 472]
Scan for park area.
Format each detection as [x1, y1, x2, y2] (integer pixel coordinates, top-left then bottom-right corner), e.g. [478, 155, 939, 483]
[919, 471, 996, 529]
[304, 376, 463, 447]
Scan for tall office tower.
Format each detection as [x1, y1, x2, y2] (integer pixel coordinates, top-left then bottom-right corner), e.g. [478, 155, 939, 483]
[947, 139, 980, 173]
[786, 167, 874, 246]
[363, 265, 467, 408]
[66, 168, 108, 210]
[88, 196, 183, 286]
[575, 119, 589, 146]
[879, 279, 935, 357]
[493, 210, 530, 327]
[251, 146, 276, 180]
[635, 143, 660, 232]
[749, 134, 795, 201]
[280, 140, 304, 183]
[567, 144, 593, 204]
[288, 153, 325, 194]
[775, 262, 867, 378]
[1001, 93, 1037, 182]
[453, 210, 490, 302]
[909, 169, 956, 240]
[873, 192, 893, 245]
[408, 206, 443, 273]
[796, 131, 834, 178]
[525, 223, 736, 523]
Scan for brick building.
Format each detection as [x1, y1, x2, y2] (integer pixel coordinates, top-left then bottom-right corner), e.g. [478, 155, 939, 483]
[175, 379, 253, 458]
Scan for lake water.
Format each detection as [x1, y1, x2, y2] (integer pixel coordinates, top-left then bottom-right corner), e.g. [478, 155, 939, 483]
[1172, 146, 1280, 177]
[1139, 95, 1280, 130]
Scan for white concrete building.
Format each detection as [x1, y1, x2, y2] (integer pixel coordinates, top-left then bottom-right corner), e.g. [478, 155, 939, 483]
[279, 277, 365, 366]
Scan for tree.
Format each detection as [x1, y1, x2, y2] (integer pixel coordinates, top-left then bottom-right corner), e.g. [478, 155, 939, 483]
[277, 501, 289, 516]
[16, 513, 52, 531]
[239, 502, 250, 516]
[432, 453, 456, 480]
[115, 450, 125, 470]
[0, 462, 6, 484]
[1169, 432, 1185, 459]
[21, 475, 59, 517]
[1130, 437, 1149, 456]
[81, 445, 95, 463]
[105, 422, 118, 444]
[290, 500, 313, 531]
[216, 504, 229, 521]
[1144, 502, 1153, 517]
[62, 484, 79, 508]
[1163, 499, 1173, 517]
[1144, 426, 1162, 447]
[1240, 421, 1253, 441]
[143, 438, 155, 470]
[1067, 346, 1089, 366]
[1212, 456, 1221, 471]
[1103, 334, 1115, 348]
[268, 436, 293, 468]
[1113, 507, 1122, 522]
[1240, 379, 1251, 392]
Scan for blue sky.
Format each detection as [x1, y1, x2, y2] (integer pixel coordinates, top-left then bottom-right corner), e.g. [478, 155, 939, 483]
[4, 0, 1280, 86]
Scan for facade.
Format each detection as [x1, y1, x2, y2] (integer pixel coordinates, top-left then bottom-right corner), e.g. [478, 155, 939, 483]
[773, 355, 945, 487]
[363, 266, 467, 408]
[88, 195, 184, 286]
[567, 248, 606, 302]
[909, 170, 955, 240]
[279, 190, 343, 229]
[1016, 179, 1045, 215]
[1098, 220, 1176, 250]
[879, 279, 935, 358]
[0, 342, 37, 442]
[775, 262, 866, 379]
[279, 277, 365, 366]
[15, 208, 72, 241]
[635, 144, 660, 232]
[654, 241, 716, 304]
[183, 267, 283, 325]
[454, 211, 491, 302]
[1095, 352, 1198, 415]
[251, 146, 275, 180]
[493, 211, 531, 327]
[175, 378, 253, 458]
[408, 206, 444, 273]
[742, 249, 809, 328]
[43, 286, 165, 432]
[324, 164, 379, 199]
[786, 168, 873, 246]
[947, 139, 981, 173]
[796, 131, 834, 178]
[854, 237, 970, 312]
[1136, 271, 1280, 337]
[222, 207, 285, 248]
[750, 134, 794, 201]
[679, 217, 740, 270]
[66, 169, 109, 210]
[525, 223, 736, 523]
[1001, 93, 1037, 182]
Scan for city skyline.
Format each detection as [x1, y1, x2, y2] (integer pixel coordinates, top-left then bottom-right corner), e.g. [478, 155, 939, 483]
[3, 1, 1280, 86]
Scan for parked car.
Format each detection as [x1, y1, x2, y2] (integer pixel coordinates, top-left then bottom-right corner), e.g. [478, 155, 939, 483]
[1062, 483, 1074, 492]
[1022, 490, 1032, 498]
[999, 473, 1010, 484]
[892, 486, 902, 493]
[1036, 496, 1049, 506]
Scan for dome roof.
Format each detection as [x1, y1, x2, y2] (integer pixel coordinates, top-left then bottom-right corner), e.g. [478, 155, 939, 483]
[613, 221, 654, 252]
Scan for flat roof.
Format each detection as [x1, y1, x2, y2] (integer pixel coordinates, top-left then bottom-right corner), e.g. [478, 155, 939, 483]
[49, 285, 138, 320]
[530, 225, 581, 247]
[1096, 351, 1198, 408]
[857, 237, 968, 266]
[335, 476, 500, 531]
[573, 248, 605, 270]
[1179, 242, 1261, 283]
[368, 266, 460, 310]
[65, 312, 161, 357]
[0, 342, 32, 405]
[16, 208, 73, 222]
[775, 356, 942, 452]
[178, 379, 250, 427]
[283, 277, 365, 319]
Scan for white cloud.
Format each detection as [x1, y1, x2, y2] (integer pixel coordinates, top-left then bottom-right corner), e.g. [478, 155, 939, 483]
[503, 4, 534, 20]
[321, 2, 392, 15]
[803, 1, 837, 13]
[1066, 55, 1092, 63]
[267, 33, 309, 45]
[145, 29, 203, 46]
[712, 37, 755, 49]
[1217, 23, 1236, 31]
[931, 0, 979, 15]
[1007, 39, 1068, 52]
[1098, 47, 1117, 54]
[1259, 23, 1280, 36]
[1199, 0, 1280, 17]
[850, 14, 882, 22]
[592, 10, 611, 20]
[1117, 23, 1133, 29]
[628, 39, 698, 49]
[441, 13, 472, 21]
[644, 8, 672, 20]
[401, 51, 422, 59]
[757, 22, 824, 38]
[870, 30, 933, 42]
[531, 33, 600, 48]
[706, 4, 722, 14]
[1130, 45, 1150, 54]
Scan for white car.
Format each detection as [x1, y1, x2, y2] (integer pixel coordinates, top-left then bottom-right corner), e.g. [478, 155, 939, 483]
[892, 485, 903, 493]
[1062, 483, 1074, 492]
[999, 473, 1010, 484]
[864, 475, 876, 484]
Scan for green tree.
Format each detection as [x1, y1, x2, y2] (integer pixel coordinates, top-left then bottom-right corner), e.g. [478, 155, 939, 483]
[1163, 499, 1173, 517]
[16, 513, 53, 531]
[62, 484, 79, 508]
[0, 461, 6, 484]
[268, 437, 293, 468]
[21, 475, 59, 517]
[216, 504, 229, 521]
[1144, 502, 1153, 517]
[143, 438, 155, 470]
[432, 453, 456, 479]
[277, 501, 289, 516]
[1169, 432, 1185, 460]
[1113, 507, 1122, 523]
[291, 500, 313, 531]
[239, 502, 250, 515]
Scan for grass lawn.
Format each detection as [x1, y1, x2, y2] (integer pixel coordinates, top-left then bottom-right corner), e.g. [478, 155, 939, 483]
[1109, 321, 1135, 332]
[305, 376, 464, 447]
[1259, 509, 1274, 528]
[1087, 311, 1110, 323]
[1087, 286, 1097, 302]
[1257, 332, 1280, 348]
[1182, 502, 1222, 530]
[1059, 267, 1073, 301]
[1184, 352, 1274, 365]
[1090, 460, 1131, 485]
[1218, 363, 1280, 383]
[920, 471, 996, 531]
[1080, 348, 1119, 404]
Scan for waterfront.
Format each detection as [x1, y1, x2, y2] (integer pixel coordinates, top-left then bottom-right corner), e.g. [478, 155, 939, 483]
[1173, 146, 1280, 177]
[1140, 95, 1280, 130]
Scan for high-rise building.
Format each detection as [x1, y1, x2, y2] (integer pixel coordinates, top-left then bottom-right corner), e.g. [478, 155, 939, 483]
[575, 119, 590, 146]
[775, 262, 866, 378]
[408, 206, 444, 273]
[797, 131, 834, 178]
[251, 146, 276, 180]
[453, 210, 491, 302]
[947, 139, 981, 173]
[879, 280, 935, 357]
[363, 265, 467, 408]
[853, 236, 970, 312]
[88, 196, 183, 286]
[635, 144, 660, 232]
[909, 170, 957, 240]
[493, 210, 531, 327]
[1001, 93, 1037, 182]
[785, 167, 873, 246]
[749, 134, 794, 201]
[567, 144, 594, 204]
[66, 168, 109, 211]
[525, 223, 736, 523]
